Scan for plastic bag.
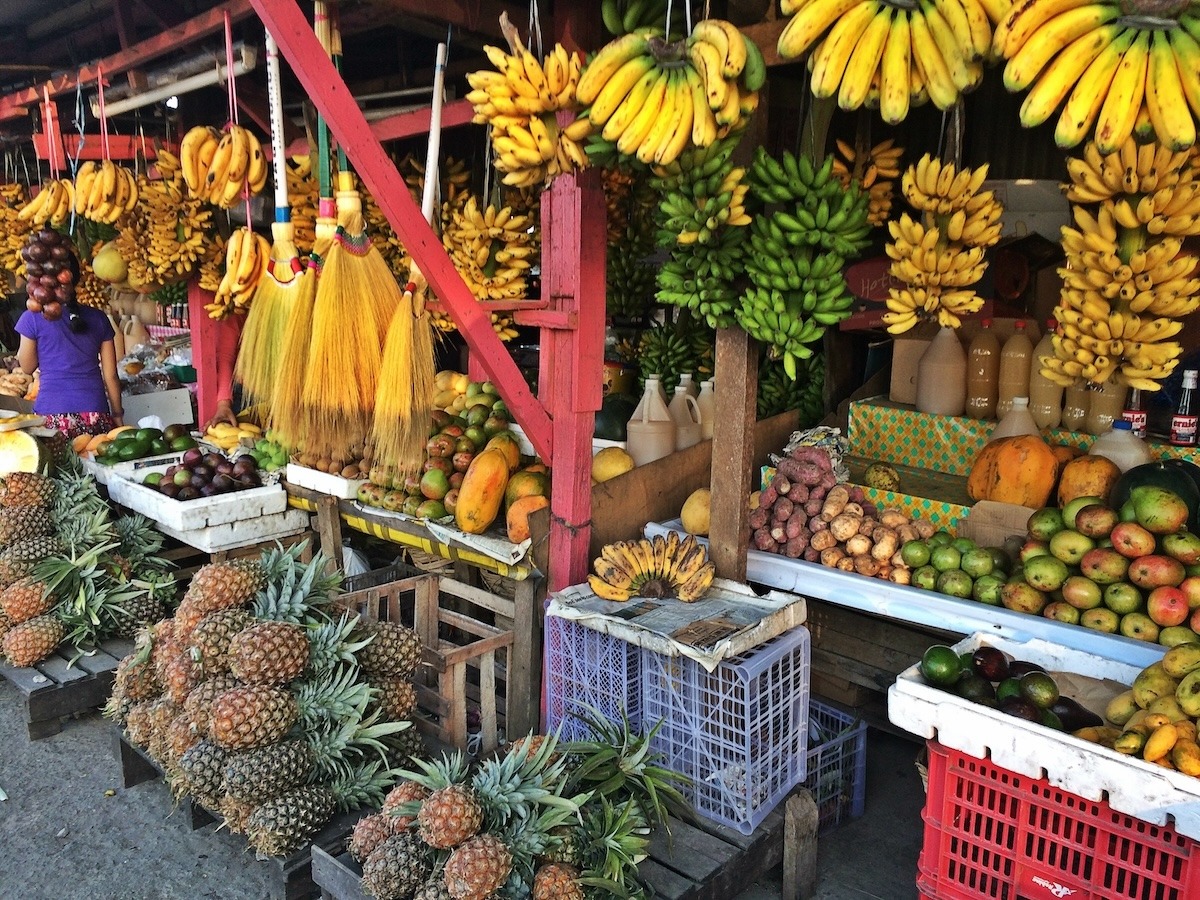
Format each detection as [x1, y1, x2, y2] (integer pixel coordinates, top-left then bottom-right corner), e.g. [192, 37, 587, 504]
[341, 544, 371, 578]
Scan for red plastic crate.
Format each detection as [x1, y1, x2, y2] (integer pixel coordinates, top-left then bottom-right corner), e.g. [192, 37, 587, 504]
[918, 741, 1200, 900]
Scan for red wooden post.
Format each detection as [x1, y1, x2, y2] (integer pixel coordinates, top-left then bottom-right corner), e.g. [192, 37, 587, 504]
[542, 170, 606, 590]
[251, 0, 553, 462]
[187, 279, 220, 426]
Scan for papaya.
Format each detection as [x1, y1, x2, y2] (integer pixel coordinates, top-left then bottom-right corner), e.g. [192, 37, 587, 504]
[455, 448, 510, 535]
[484, 431, 522, 473]
[967, 435, 1061, 508]
[507, 494, 550, 543]
[504, 470, 549, 509]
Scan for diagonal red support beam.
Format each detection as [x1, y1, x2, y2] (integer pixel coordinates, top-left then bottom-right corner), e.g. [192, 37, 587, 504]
[0, 0, 257, 122]
[250, 0, 553, 462]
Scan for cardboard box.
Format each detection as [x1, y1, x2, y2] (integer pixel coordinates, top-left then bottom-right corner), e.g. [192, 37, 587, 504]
[990, 233, 1065, 326]
[983, 179, 1071, 243]
[121, 387, 195, 427]
[888, 317, 1041, 406]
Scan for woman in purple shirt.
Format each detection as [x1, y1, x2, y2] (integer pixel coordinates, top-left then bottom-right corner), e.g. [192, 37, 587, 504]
[16, 300, 123, 439]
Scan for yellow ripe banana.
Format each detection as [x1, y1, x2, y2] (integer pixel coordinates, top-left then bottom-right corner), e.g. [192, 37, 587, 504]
[593, 557, 635, 591]
[919, 0, 974, 92]
[840, 5, 892, 111]
[1004, 4, 1120, 92]
[205, 130, 235, 197]
[527, 114, 558, 163]
[616, 68, 671, 157]
[1019, 24, 1121, 128]
[74, 161, 96, 215]
[1145, 29, 1196, 152]
[714, 78, 742, 127]
[690, 37, 729, 111]
[879, 10, 912, 125]
[992, 0, 1094, 60]
[1093, 28, 1150, 155]
[577, 32, 652, 105]
[588, 573, 633, 602]
[655, 74, 695, 166]
[911, 9, 959, 110]
[601, 66, 660, 143]
[1055, 27, 1135, 149]
[180, 125, 210, 193]
[676, 561, 716, 602]
[777, 0, 864, 59]
[810, 1, 878, 99]
[693, 19, 747, 78]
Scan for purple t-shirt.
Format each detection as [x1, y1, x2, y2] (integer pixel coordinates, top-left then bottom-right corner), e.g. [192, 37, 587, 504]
[16, 306, 115, 415]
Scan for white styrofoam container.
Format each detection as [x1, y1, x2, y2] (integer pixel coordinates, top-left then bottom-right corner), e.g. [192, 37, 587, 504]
[887, 632, 1200, 839]
[285, 463, 366, 500]
[153, 508, 310, 552]
[107, 466, 287, 530]
[510, 423, 626, 458]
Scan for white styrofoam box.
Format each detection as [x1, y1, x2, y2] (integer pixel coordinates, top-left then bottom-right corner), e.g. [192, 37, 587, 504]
[154, 508, 310, 553]
[106, 465, 287, 530]
[80, 456, 112, 486]
[644, 519, 1166, 666]
[121, 387, 195, 427]
[85, 452, 186, 487]
[510, 423, 626, 458]
[285, 463, 366, 500]
[886, 632, 1200, 839]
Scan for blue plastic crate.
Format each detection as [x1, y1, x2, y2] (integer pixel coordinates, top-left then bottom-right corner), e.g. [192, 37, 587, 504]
[641, 626, 811, 835]
[543, 614, 641, 741]
[804, 698, 867, 833]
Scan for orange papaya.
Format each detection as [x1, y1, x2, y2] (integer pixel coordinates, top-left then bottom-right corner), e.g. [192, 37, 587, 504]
[455, 448, 510, 534]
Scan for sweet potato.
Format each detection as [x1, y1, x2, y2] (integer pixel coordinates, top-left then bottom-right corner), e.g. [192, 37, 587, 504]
[845, 533, 873, 557]
[760, 484, 779, 508]
[773, 497, 795, 521]
[785, 517, 808, 541]
[820, 547, 846, 567]
[789, 482, 809, 504]
[861, 502, 879, 520]
[848, 485, 866, 504]
[784, 536, 807, 558]
[809, 517, 828, 532]
[770, 524, 787, 544]
[819, 471, 838, 490]
[789, 446, 832, 469]
[753, 527, 775, 551]
[810, 529, 837, 552]
[748, 507, 770, 531]
[804, 498, 823, 518]
[774, 475, 792, 496]
[829, 513, 861, 543]
[803, 547, 821, 562]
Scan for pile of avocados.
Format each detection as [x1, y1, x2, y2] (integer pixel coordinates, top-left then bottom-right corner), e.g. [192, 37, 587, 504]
[97, 423, 197, 464]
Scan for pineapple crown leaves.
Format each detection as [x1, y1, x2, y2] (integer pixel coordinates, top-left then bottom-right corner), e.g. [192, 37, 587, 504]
[495, 792, 595, 879]
[53, 506, 116, 555]
[250, 545, 343, 624]
[304, 613, 372, 677]
[293, 662, 374, 730]
[472, 733, 578, 828]
[395, 750, 472, 793]
[113, 514, 165, 564]
[304, 706, 412, 778]
[573, 797, 652, 897]
[319, 757, 402, 813]
[128, 569, 180, 610]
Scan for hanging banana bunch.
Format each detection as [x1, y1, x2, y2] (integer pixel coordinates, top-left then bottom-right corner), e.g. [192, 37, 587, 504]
[601, 0, 689, 39]
[652, 137, 753, 329]
[577, 19, 765, 168]
[17, 178, 74, 228]
[197, 232, 226, 294]
[831, 138, 904, 227]
[1043, 136, 1200, 392]
[206, 226, 270, 319]
[74, 261, 111, 311]
[73, 160, 139, 225]
[994, 0, 1200, 152]
[882, 155, 1004, 333]
[777, 0, 1004, 121]
[758, 352, 826, 425]
[467, 38, 589, 187]
[400, 153, 473, 213]
[180, 123, 268, 207]
[0, 184, 30, 279]
[740, 147, 873, 377]
[286, 155, 319, 255]
[637, 318, 714, 393]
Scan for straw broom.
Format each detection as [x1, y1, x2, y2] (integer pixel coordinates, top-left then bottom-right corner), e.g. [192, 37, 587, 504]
[234, 30, 302, 412]
[368, 43, 445, 476]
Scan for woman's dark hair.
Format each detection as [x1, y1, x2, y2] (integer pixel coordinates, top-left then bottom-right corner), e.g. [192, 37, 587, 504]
[63, 251, 84, 334]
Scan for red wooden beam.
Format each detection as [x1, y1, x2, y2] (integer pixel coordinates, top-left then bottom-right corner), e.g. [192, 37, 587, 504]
[282, 97, 476, 157]
[0, 0, 256, 122]
[33, 133, 178, 162]
[251, 0, 553, 462]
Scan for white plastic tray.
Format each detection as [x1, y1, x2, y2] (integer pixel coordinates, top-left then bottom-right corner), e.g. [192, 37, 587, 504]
[154, 507, 310, 552]
[107, 466, 287, 530]
[887, 632, 1200, 839]
[285, 463, 366, 499]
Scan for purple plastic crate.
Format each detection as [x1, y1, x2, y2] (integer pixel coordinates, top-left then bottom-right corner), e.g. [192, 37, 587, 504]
[804, 698, 867, 833]
[543, 614, 641, 741]
[641, 626, 811, 835]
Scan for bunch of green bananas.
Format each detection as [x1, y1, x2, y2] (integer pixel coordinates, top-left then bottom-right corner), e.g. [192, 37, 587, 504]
[738, 147, 871, 379]
[637, 318, 714, 393]
[652, 137, 752, 329]
[607, 228, 657, 323]
[151, 279, 188, 307]
[601, 0, 687, 39]
[758, 352, 825, 425]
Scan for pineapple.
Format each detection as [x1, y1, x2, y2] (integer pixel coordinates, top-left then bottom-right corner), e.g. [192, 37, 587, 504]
[370, 677, 417, 721]
[0, 535, 62, 589]
[229, 621, 310, 684]
[2, 613, 64, 666]
[306, 613, 372, 676]
[0, 505, 51, 546]
[210, 684, 299, 750]
[472, 733, 570, 827]
[0, 609, 10, 644]
[124, 700, 155, 748]
[0, 576, 53, 624]
[219, 795, 258, 836]
[175, 558, 268, 640]
[348, 812, 397, 863]
[382, 780, 429, 830]
[443, 834, 513, 900]
[249, 544, 341, 624]
[246, 761, 393, 858]
[222, 739, 317, 805]
[163, 653, 201, 706]
[533, 864, 584, 900]
[166, 712, 200, 765]
[357, 621, 422, 678]
[151, 619, 180, 680]
[179, 739, 230, 809]
[110, 591, 167, 639]
[1, 471, 56, 508]
[145, 697, 182, 765]
[188, 608, 253, 674]
[420, 783, 484, 849]
[411, 878, 454, 900]
[115, 651, 162, 704]
[361, 832, 432, 900]
[183, 674, 240, 736]
[385, 723, 426, 767]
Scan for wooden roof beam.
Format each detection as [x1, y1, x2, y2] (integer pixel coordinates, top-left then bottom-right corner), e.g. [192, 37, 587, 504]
[357, 0, 526, 41]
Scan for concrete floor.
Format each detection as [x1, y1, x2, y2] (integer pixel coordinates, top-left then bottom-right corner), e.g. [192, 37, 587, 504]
[0, 684, 925, 900]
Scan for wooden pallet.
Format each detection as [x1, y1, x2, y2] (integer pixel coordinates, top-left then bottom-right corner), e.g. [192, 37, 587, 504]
[114, 727, 363, 899]
[0, 637, 135, 739]
[312, 792, 819, 900]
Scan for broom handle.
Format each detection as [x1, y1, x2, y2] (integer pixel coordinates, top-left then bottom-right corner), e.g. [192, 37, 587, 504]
[420, 42, 448, 226]
[265, 31, 289, 220]
[314, 0, 332, 203]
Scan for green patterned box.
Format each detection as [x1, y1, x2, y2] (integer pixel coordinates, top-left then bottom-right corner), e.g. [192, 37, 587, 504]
[848, 398, 1200, 476]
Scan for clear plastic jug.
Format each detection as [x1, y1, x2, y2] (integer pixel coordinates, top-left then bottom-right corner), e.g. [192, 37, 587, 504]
[697, 380, 715, 440]
[626, 375, 675, 466]
[669, 386, 702, 450]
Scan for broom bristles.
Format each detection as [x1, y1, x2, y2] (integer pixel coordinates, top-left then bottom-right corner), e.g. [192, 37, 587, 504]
[235, 223, 301, 409]
[371, 301, 436, 476]
[267, 268, 317, 450]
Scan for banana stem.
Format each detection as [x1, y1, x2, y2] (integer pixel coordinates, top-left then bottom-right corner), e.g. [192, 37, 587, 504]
[1117, 223, 1147, 265]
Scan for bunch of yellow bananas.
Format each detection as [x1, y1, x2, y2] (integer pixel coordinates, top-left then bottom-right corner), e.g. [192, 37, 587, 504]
[71, 160, 139, 225]
[0, 186, 30, 278]
[777, 0, 1004, 122]
[357, 177, 406, 278]
[74, 264, 111, 311]
[443, 196, 537, 303]
[996, 0, 1200, 152]
[180, 123, 268, 208]
[399, 153, 473, 211]
[588, 532, 716, 603]
[467, 40, 589, 187]
[831, 138, 904, 226]
[285, 155, 318, 256]
[1042, 136, 1200, 392]
[206, 226, 269, 319]
[115, 167, 212, 289]
[883, 156, 1003, 332]
[197, 232, 226, 294]
[576, 19, 765, 167]
[204, 420, 262, 451]
[17, 179, 74, 228]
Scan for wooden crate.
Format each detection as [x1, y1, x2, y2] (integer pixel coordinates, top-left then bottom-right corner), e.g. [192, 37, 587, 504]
[158, 531, 316, 593]
[0, 637, 135, 739]
[339, 571, 540, 754]
[311, 791, 820, 900]
[113, 727, 363, 899]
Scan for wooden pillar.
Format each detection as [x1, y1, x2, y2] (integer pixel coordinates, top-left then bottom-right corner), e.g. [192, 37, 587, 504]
[187, 279, 218, 426]
[542, 170, 605, 591]
[709, 328, 757, 582]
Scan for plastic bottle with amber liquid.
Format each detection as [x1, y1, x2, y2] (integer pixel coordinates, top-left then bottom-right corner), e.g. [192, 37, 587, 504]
[996, 320, 1033, 419]
[1027, 319, 1063, 429]
[964, 319, 1000, 420]
[1085, 379, 1127, 436]
[916, 327, 966, 416]
[1061, 381, 1091, 432]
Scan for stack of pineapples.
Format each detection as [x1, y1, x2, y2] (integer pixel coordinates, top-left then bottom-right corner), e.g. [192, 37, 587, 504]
[0, 459, 177, 667]
[348, 710, 687, 900]
[107, 542, 424, 858]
